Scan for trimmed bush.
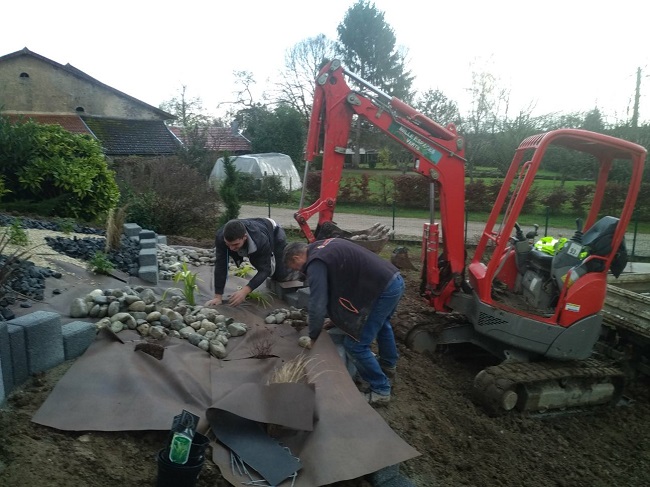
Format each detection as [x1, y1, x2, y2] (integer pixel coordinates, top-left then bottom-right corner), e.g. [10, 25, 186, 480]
[114, 156, 219, 238]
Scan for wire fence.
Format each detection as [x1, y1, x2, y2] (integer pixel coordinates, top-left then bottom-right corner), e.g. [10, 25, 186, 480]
[245, 202, 650, 261]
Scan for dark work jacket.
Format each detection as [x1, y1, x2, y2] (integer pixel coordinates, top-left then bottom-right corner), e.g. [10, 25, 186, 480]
[213, 218, 278, 294]
[304, 238, 398, 340]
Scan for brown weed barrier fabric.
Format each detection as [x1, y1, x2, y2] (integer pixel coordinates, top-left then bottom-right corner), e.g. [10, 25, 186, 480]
[29, 258, 419, 486]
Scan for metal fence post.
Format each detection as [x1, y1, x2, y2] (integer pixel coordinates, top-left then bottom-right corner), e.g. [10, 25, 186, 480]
[631, 209, 639, 258]
[392, 201, 396, 239]
[544, 206, 550, 236]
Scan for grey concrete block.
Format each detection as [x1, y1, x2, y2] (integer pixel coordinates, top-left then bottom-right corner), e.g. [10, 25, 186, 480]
[123, 223, 142, 238]
[266, 278, 304, 301]
[139, 229, 156, 240]
[139, 264, 159, 285]
[9, 311, 64, 374]
[139, 247, 158, 266]
[139, 238, 157, 249]
[62, 321, 97, 360]
[8, 325, 28, 386]
[0, 322, 13, 395]
[157, 235, 168, 245]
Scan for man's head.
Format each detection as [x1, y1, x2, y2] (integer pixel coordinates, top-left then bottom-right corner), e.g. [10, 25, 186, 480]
[223, 219, 247, 252]
[283, 242, 308, 271]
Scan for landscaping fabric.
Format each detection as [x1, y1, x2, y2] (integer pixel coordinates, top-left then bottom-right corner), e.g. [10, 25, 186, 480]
[29, 257, 419, 486]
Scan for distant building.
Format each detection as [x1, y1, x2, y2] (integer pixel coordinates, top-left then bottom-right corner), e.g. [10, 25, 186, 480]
[0, 47, 180, 157]
[168, 125, 251, 156]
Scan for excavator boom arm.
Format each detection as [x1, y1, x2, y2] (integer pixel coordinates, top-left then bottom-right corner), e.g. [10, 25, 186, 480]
[295, 60, 466, 304]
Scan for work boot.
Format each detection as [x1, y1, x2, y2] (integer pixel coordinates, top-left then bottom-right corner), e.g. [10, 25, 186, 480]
[363, 391, 391, 407]
[381, 365, 397, 382]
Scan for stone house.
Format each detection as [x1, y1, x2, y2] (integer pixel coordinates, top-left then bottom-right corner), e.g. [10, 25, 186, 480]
[0, 47, 181, 157]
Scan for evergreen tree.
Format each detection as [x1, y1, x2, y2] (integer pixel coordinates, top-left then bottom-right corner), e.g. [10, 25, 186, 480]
[336, 0, 413, 167]
[217, 153, 241, 227]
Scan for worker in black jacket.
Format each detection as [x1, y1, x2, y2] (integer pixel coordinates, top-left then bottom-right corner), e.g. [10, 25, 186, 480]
[206, 218, 291, 307]
[283, 238, 404, 406]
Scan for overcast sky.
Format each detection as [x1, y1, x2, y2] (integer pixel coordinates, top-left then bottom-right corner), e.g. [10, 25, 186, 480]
[3, 0, 650, 124]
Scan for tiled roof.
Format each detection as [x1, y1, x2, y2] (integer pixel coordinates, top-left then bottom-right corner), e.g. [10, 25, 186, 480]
[4, 114, 92, 134]
[169, 126, 251, 153]
[81, 117, 181, 156]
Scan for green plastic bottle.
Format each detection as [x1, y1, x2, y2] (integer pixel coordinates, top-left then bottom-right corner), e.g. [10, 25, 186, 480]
[169, 429, 192, 464]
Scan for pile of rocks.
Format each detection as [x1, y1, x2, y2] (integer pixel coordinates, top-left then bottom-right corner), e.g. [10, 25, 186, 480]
[0, 214, 104, 235]
[69, 285, 248, 359]
[45, 234, 140, 276]
[0, 257, 63, 319]
[157, 244, 215, 281]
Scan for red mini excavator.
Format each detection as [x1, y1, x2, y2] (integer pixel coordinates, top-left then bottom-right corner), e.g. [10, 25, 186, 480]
[294, 59, 647, 414]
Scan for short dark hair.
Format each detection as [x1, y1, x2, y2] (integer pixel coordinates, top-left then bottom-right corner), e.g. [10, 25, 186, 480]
[223, 219, 246, 241]
[283, 241, 308, 264]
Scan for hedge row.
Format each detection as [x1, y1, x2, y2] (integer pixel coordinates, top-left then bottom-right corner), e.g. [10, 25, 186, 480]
[303, 171, 650, 220]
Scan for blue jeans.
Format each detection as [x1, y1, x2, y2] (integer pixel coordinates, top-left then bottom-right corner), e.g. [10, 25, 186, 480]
[344, 273, 404, 395]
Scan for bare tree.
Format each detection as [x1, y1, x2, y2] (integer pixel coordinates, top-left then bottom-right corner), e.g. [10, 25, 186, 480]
[275, 34, 337, 120]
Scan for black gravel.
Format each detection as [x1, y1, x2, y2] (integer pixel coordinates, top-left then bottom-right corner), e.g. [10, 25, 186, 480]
[1, 214, 141, 321]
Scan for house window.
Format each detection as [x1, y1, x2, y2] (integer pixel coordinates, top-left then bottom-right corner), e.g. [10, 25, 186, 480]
[75, 107, 85, 113]
[19, 72, 29, 78]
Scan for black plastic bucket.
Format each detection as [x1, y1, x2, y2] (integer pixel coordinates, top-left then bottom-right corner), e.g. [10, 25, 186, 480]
[156, 448, 205, 487]
[188, 432, 210, 464]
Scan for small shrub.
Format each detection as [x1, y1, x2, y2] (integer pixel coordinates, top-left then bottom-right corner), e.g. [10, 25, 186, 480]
[57, 217, 76, 235]
[247, 289, 273, 308]
[541, 187, 570, 215]
[114, 156, 220, 237]
[571, 185, 594, 212]
[247, 329, 275, 358]
[233, 262, 256, 278]
[8, 219, 29, 246]
[88, 251, 114, 275]
[261, 175, 290, 203]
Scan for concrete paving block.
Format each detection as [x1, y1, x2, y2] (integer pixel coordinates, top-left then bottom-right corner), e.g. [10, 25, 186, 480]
[139, 264, 159, 285]
[0, 322, 12, 395]
[139, 238, 157, 249]
[157, 235, 168, 245]
[62, 321, 97, 360]
[9, 311, 64, 374]
[266, 278, 305, 301]
[139, 229, 156, 240]
[7, 325, 28, 386]
[139, 247, 158, 266]
[123, 223, 142, 238]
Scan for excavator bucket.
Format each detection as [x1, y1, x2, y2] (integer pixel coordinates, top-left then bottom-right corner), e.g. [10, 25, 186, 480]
[314, 221, 392, 254]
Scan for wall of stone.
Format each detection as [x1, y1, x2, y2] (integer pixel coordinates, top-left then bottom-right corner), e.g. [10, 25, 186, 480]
[0, 55, 163, 120]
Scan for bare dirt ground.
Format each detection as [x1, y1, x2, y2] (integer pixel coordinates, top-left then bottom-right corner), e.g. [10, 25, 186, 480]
[1, 237, 650, 487]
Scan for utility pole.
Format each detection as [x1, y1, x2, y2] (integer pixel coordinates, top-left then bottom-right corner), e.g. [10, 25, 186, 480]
[632, 67, 641, 128]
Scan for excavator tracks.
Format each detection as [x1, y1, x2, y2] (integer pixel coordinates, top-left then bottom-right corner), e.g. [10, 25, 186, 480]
[472, 358, 625, 416]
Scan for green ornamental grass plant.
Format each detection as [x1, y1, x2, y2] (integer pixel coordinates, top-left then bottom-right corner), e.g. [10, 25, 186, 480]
[171, 262, 201, 306]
